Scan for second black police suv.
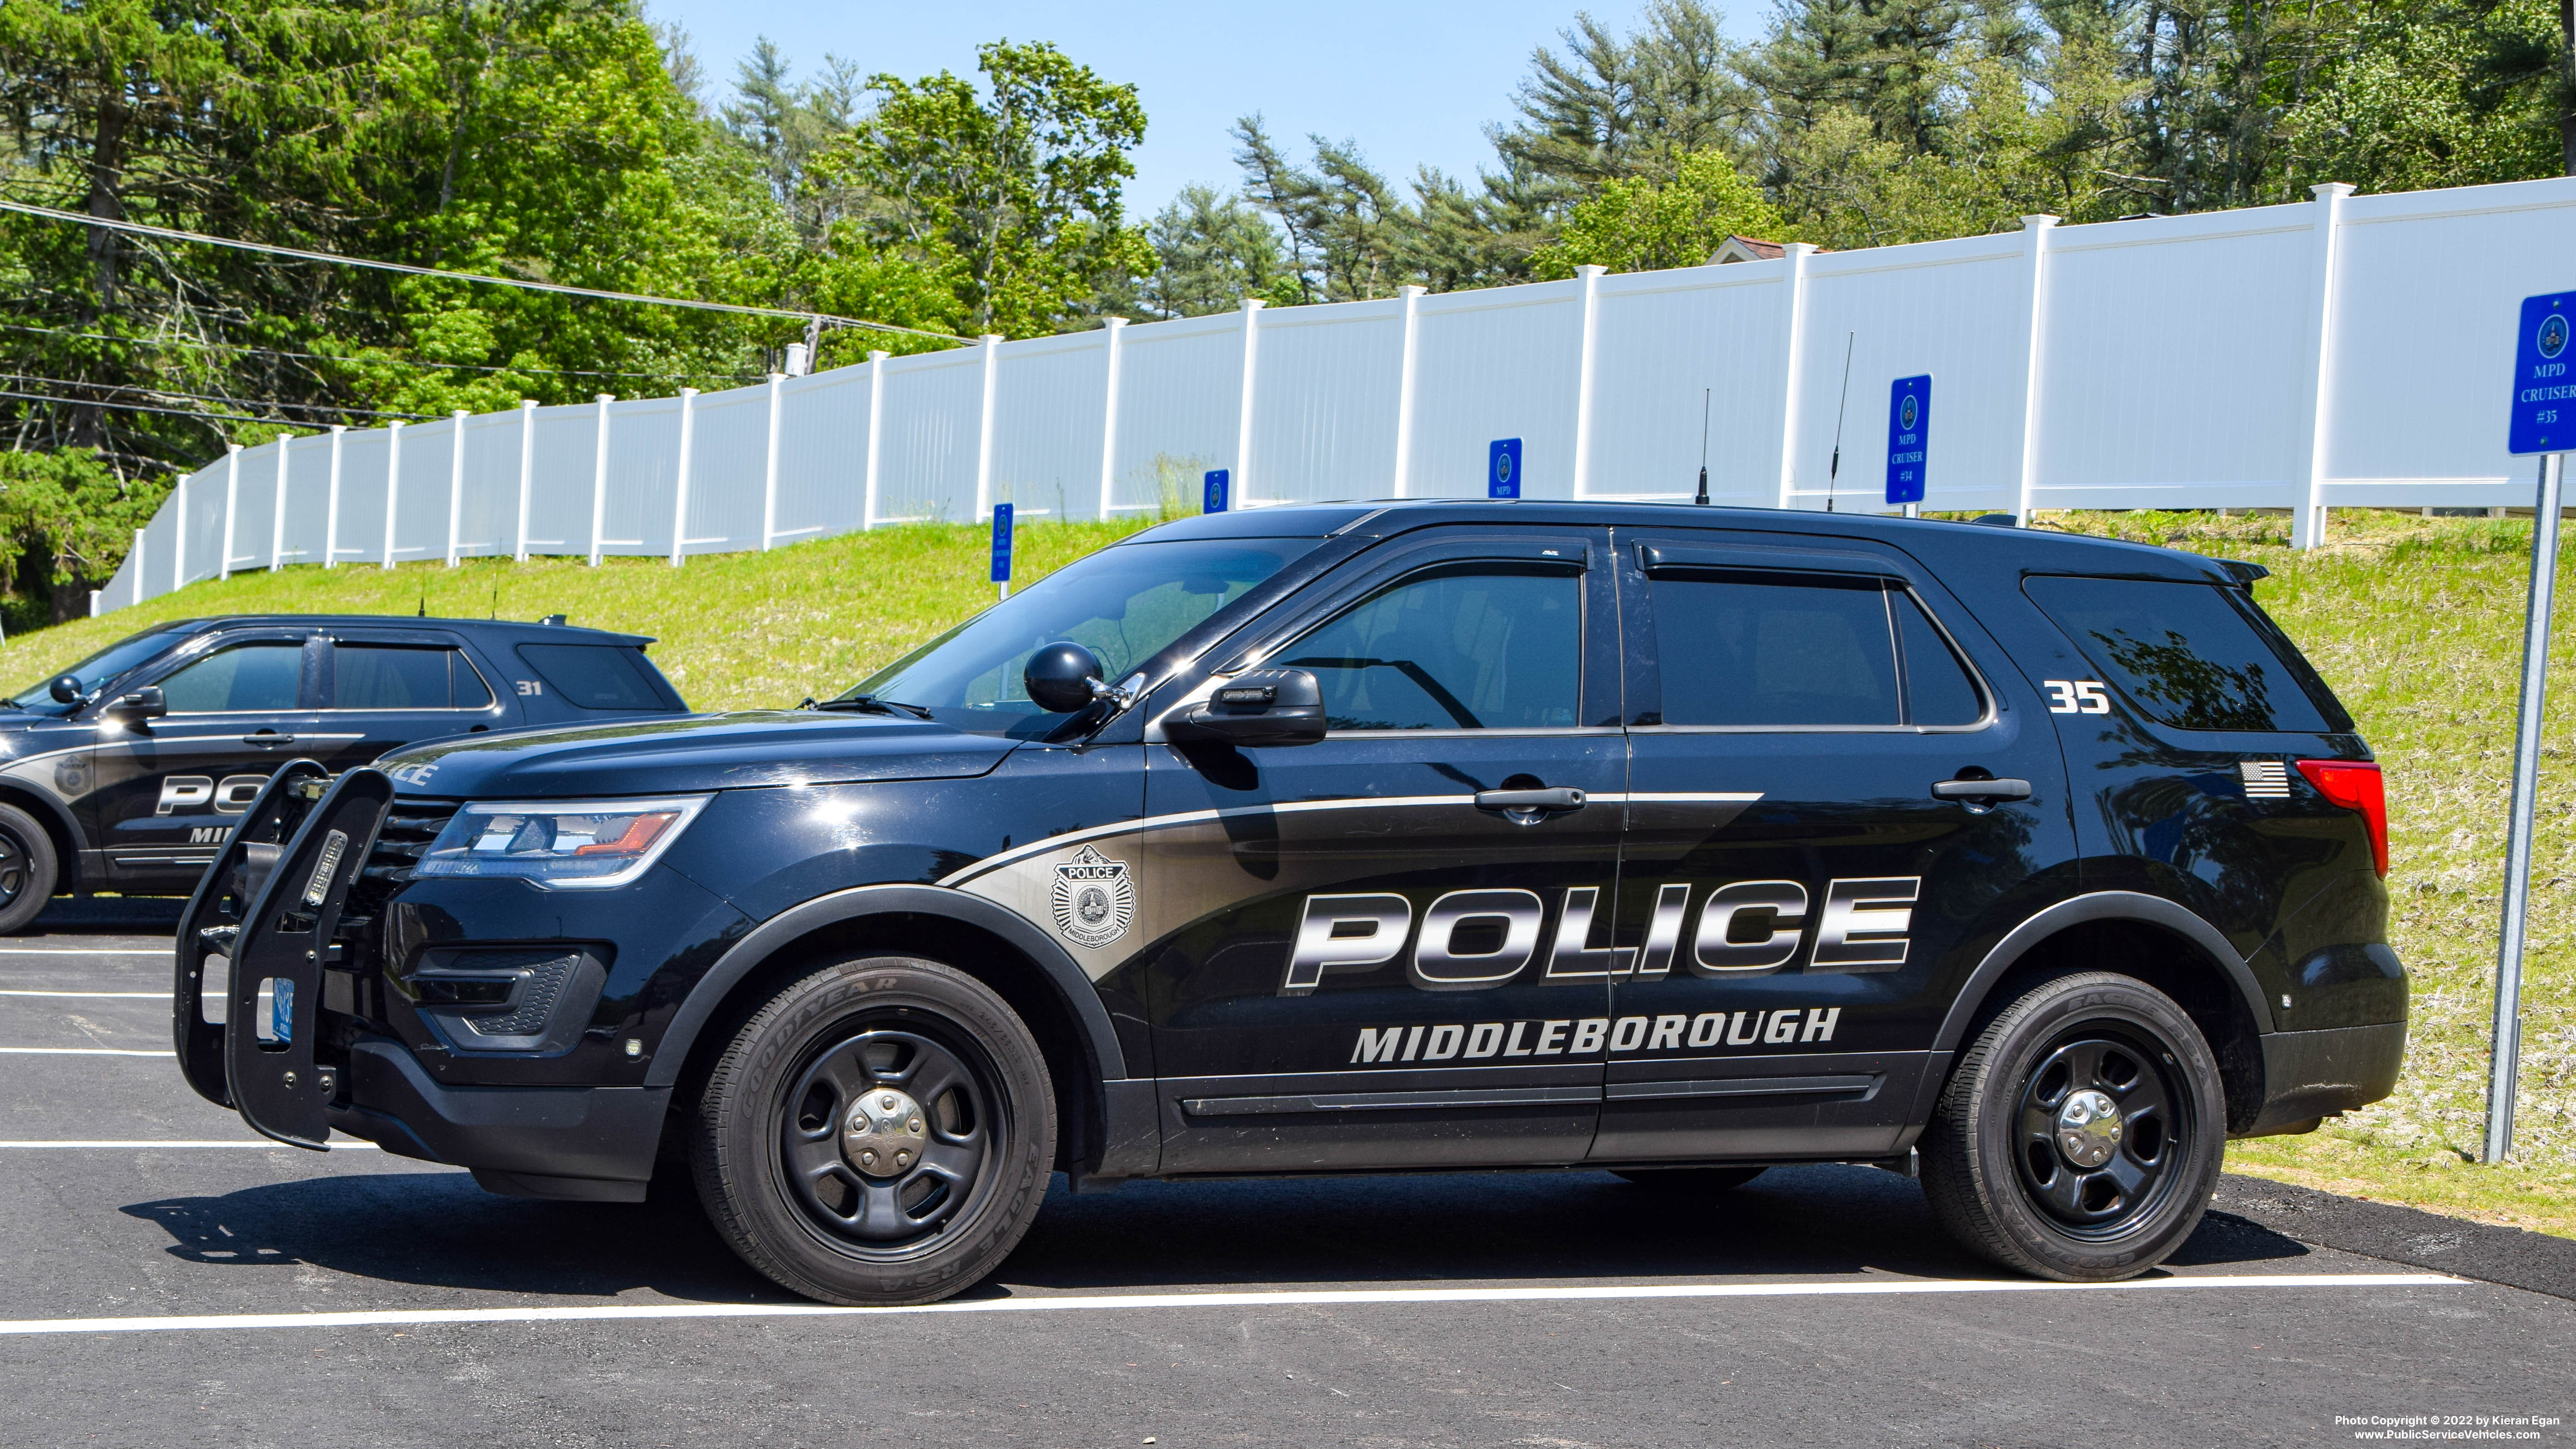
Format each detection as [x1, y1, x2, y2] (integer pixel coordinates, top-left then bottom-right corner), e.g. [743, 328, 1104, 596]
[176, 502, 2404, 1304]
[0, 615, 683, 931]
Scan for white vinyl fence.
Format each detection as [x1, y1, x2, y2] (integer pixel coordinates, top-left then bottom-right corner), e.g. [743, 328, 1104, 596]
[97, 175, 2576, 616]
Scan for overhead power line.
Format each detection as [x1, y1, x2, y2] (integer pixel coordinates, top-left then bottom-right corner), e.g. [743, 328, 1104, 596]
[0, 387, 284, 427]
[0, 198, 963, 342]
[5, 374, 435, 422]
[0, 319, 752, 385]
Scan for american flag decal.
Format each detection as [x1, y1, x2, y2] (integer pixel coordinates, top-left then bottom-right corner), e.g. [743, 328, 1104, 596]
[2240, 761, 2291, 799]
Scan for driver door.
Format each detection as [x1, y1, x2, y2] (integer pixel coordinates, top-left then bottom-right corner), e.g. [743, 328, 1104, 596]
[1133, 528, 1628, 1175]
[82, 631, 321, 890]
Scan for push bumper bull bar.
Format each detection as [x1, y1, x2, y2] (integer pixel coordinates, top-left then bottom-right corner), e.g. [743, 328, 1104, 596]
[173, 763, 393, 1149]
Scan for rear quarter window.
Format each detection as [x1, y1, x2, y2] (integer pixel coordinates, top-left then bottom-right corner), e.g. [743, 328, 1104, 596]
[2023, 574, 2348, 733]
[515, 644, 685, 712]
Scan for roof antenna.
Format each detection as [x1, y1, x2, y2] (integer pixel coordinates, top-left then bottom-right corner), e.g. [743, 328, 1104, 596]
[1825, 332, 1855, 513]
[1694, 388, 1712, 506]
[417, 586, 427, 619]
[489, 575, 499, 621]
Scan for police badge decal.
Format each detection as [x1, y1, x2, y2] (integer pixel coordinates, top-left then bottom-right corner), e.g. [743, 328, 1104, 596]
[1050, 844, 1136, 950]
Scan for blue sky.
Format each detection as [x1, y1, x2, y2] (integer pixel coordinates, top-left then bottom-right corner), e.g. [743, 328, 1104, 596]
[642, 1, 1677, 217]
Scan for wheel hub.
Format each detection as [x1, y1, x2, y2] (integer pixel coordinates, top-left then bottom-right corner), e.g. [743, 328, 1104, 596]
[2054, 1088, 2123, 1167]
[840, 1087, 926, 1178]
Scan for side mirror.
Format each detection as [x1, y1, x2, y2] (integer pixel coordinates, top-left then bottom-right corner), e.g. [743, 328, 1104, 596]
[102, 686, 166, 725]
[1023, 642, 1107, 714]
[47, 675, 82, 705]
[1167, 667, 1326, 747]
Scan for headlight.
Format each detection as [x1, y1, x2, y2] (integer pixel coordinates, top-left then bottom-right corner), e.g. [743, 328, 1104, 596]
[414, 795, 710, 890]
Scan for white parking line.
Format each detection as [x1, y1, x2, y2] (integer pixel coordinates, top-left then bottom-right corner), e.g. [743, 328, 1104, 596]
[0, 1140, 379, 1149]
[0, 1273, 2461, 1337]
[0, 948, 169, 956]
[0, 990, 166, 998]
[0, 1046, 168, 1056]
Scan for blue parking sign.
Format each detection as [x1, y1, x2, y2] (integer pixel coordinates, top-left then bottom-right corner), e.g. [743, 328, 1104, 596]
[1886, 375, 1931, 505]
[1203, 468, 1230, 513]
[1489, 438, 1522, 499]
[988, 502, 1013, 584]
[2509, 292, 2576, 455]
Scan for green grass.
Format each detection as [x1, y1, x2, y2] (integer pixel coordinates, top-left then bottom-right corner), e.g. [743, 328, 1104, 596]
[9, 507, 2574, 1236]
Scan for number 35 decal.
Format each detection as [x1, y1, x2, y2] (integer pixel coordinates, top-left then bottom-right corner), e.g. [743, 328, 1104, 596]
[2043, 679, 2111, 714]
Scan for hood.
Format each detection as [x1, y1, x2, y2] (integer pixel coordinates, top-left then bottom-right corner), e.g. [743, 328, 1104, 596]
[379, 710, 1020, 799]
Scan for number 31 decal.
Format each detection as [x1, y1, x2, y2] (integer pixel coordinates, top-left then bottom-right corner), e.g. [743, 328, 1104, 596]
[2043, 679, 2111, 714]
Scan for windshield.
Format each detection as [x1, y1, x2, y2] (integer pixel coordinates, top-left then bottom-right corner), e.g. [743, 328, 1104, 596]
[8, 627, 187, 715]
[842, 538, 1319, 737]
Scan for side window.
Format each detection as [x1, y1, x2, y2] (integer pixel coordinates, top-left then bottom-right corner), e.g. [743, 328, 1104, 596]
[2023, 576, 2338, 732]
[1647, 572, 1898, 726]
[1278, 564, 1582, 731]
[156, 642, 304, 713]
[334, 645, 491, 710]
[515, 644, 680, 711]
[1896, 592, 1986, 725]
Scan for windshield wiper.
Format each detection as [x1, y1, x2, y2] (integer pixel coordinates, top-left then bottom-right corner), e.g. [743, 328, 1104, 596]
[810, 694, 935, 720]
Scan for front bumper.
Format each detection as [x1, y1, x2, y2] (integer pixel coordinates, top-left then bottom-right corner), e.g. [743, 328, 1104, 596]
[328, 1036, 668, 1201]
[2239, 1020, 2406, 1137]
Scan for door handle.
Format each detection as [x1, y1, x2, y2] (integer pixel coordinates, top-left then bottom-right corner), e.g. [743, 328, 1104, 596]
[1474, 787, 1586, 814]
[1932, 777, 2031, 800]
[242, 733, 295, 747]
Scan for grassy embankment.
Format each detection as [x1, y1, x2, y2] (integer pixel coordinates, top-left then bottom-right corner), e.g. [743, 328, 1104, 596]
[1, 509, 2568, 1237]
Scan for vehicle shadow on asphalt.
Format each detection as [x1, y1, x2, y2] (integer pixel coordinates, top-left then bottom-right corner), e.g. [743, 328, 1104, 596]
[119, 1172, 780, 1303]
[114, 1162, 2315, 1304]
[996, 1164, 2317, 1292]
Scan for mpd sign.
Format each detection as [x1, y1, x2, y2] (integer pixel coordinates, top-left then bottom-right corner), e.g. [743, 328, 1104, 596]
[1885, 374, 1931, 505]
[2509, 292, 2576, 455]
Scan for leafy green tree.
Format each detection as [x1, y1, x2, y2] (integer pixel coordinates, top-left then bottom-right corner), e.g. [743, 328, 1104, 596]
[1138, 185, 1286, 317]
[1495, 0, 1759, 191]
[816, 40, 1151, 337]
[0, 446, 170, 625]
[1531, 149, 1791, 276]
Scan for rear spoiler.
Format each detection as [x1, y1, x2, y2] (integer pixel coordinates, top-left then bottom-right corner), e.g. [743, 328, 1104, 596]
[2215, 558, 2271, 586]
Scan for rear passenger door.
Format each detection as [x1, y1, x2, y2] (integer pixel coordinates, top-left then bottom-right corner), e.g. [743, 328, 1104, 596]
[1137, 529, 1627, 1175]
[83, 629, 321, 888]
[311, 629, 515, 775]
[1595, 533, 2073, 1164]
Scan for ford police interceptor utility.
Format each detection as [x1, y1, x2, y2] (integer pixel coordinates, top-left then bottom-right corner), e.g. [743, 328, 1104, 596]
[174, 502, 2404, 1304]
[0, 615, 683, 932]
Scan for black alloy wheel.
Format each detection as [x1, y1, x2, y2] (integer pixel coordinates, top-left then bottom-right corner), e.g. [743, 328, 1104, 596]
[779, 1027, 994, 1252]
[0, 803, 60, 935]
[693, 955, 1055, 1305]
[2011, 1030, 2183, 1234]
[1921, 971, 2224, 1281]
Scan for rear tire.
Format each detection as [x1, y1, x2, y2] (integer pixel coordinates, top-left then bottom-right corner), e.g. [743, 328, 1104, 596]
[1920, 971, 2224, 1281]
[691, 955, 1056, 1305]
[0, 804, 60, 935]
[1611, 1166, 1768, 1193]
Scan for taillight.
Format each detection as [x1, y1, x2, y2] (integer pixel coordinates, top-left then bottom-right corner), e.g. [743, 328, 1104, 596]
[2296, 760, 2386, 877]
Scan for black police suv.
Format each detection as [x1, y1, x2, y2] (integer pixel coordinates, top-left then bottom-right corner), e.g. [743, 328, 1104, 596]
[0, 615, 684, 930]
[176, 503, 2403, 1303]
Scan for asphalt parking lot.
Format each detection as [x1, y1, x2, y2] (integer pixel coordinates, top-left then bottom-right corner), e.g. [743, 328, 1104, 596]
[1, 905, 2568, 1448]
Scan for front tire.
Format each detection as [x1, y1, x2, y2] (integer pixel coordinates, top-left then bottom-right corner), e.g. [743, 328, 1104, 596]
[0, 804, 60, 934]
[1920, 971, 2224, 1281]
[691, 955, 1056, 1305]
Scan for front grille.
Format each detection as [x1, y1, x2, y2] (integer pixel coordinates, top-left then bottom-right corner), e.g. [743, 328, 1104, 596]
[347, 799, 460, 924]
